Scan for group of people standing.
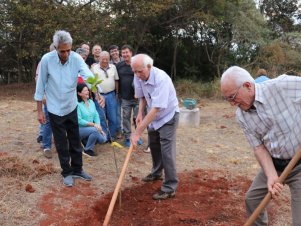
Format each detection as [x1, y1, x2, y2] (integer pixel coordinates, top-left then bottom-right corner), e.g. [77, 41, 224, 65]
[34, 30, 180, 201]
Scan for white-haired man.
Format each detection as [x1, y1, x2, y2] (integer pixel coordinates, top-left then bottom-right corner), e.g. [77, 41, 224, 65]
[34, 30, 94, 187]
[130, 54, 179, 200]
[221, 66, 301, 225]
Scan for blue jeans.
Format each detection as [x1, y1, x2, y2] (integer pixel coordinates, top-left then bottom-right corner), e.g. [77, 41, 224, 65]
[79, 127, 107, 151]
[42, 105, 52, 149]
[116, 98, 122, 133]
[101, 91, 118, 139]
[94, 99, 108, 137]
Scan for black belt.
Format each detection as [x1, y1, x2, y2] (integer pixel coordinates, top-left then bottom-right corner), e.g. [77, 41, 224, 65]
[272, 157, 301, 172]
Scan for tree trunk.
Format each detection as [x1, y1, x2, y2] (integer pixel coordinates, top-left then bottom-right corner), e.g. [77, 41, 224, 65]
[17, 31, 23, 83]
[171, 38, 179, 80]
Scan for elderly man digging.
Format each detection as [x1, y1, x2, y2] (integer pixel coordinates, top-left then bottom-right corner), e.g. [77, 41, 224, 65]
[130, 53, 179, 200]
[220, 66, 301, 225]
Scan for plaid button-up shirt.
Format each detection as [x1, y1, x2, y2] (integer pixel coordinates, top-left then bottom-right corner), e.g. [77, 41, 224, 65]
[237, 75, 301, 159]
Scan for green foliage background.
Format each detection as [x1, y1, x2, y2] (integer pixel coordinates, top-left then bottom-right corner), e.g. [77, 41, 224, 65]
[0, 0, 301, 84]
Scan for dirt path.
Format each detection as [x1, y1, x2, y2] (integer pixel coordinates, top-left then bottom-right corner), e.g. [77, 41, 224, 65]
[0, 94, 291, 225]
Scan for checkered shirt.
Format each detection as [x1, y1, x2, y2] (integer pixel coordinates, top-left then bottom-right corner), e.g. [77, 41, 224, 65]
[236, 75, 301, 159]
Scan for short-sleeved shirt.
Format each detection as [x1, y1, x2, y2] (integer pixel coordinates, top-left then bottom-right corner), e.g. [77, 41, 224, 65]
[34, 51, 94, 116]
[116, 61, 135, 100]
[91, 64, 119, 94]
[236, 75, 301, 159]
[134, 66, 179, 130]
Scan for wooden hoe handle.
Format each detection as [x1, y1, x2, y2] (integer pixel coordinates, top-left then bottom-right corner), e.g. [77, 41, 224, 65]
[103, 144, 134, 226]
[244, 148, 301, 226]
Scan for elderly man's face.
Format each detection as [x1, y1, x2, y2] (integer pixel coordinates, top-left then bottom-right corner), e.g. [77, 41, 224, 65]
[92, 45, 101, 57]
[99, 54, 109, 68]
[221, 79, 255, 111]
[81, 44, 90, 55]
[57, 43, 72, 64]
[131, 61, 151, 81]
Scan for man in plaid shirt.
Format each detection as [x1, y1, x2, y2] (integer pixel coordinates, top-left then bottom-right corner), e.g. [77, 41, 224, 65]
[221, 66, 301, 226]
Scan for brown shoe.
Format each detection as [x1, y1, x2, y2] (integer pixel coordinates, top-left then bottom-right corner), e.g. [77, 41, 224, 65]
[43, 148, 52, 158]
[152, 190, 175, 200]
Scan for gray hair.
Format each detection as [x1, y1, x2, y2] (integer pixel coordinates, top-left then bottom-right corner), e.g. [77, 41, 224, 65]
[49, 43, 55, 51]
[52, 30, 72, 48]
[221, 66, 254, 86]
[99, 51, 110, 58]
[131, 54, 154, 68]
[76, 48, 88, 57]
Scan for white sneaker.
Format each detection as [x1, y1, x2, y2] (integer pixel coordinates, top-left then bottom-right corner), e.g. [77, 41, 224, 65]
[43, 148, 52, 158]
[143, 147, 151, 153]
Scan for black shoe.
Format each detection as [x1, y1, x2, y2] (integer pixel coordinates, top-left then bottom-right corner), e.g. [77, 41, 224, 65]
[152, 190, 175, 200]
[72, 170, 92, 181]
[141, 173, 163, 182]
[37, 135, 43, 143]
[83, 150, 96, 157]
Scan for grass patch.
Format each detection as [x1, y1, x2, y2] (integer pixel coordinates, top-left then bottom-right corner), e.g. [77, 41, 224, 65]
[175, 78, 221, 101]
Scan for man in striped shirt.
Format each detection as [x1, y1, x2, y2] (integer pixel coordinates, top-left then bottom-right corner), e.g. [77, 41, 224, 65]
[221, 66, 301, 226]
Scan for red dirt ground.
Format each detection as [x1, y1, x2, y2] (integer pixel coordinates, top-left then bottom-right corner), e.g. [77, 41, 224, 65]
[37, 169, 277, 226]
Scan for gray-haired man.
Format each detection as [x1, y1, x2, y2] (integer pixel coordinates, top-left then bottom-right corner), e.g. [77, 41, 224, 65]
[34, 30, 94, 187]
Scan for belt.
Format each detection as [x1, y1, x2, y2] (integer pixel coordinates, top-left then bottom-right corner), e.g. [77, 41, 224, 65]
[100, 90, 115, 95]
[272, 157, 301, 172]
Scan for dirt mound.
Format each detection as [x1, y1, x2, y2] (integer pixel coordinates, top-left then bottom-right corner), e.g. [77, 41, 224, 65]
[38, 169, 261, 226]
[0, 153, 57, 179]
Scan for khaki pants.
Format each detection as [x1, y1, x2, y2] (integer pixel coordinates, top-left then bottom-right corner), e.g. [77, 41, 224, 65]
[245, 164, 301, 226]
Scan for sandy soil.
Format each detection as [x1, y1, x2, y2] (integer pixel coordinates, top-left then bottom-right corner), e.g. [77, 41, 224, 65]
[0, 84, 291, 225]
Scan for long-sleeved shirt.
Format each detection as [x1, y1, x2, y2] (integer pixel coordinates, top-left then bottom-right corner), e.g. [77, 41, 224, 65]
[77, 99, 100, 127]
[34, 50, 94, 116]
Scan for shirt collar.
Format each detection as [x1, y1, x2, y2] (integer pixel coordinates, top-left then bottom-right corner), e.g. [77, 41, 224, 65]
[254, 83, 266, 104]
[55, 51, 70, 65]
[144, 67, 155, 85]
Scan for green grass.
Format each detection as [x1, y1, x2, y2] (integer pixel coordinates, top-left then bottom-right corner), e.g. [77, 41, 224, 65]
[175, 78, 221, 101]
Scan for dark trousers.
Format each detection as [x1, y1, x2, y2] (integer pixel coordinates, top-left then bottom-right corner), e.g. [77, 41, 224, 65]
[48, 108, 83, 177]
[148, 112, 179, 192]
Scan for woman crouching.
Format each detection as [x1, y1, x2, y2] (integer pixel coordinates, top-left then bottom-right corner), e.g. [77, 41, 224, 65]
[77, 83, 107, 156]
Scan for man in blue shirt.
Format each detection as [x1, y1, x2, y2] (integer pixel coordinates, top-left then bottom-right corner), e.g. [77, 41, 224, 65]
[34, 30, 94, 187]
[130, 54, 179, 200]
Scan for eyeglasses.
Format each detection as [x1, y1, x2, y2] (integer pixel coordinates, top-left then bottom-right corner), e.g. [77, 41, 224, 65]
[224, 85, 242, 102]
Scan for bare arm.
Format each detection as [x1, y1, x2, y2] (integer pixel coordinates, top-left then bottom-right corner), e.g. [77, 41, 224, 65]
[131, 100, 159, 148]
[37, 101, 45, 124]
[254, 144, 284, 198]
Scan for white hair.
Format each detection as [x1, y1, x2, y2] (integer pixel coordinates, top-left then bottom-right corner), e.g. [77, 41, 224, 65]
[49, 43, 55, 51]
[131, 54, 154, 68]
[99, 51, 110, 58]
[53, 30, 72, 48]
[221, 66, 254, 86]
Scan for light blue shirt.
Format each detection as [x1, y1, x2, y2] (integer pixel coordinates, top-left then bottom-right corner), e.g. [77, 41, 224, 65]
[134, 66, 179, 130]
[34, 50, 94, 116]
[77, 99, 100, 127]
[255, 75, 270, 83]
